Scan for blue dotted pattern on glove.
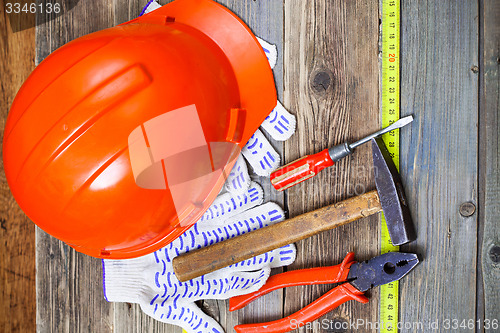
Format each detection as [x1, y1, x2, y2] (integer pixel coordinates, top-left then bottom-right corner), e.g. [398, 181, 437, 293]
[149, 250, 268, 318]
[161, 207, 283, 262]
[245, 134, 277, 172]
[199, 186, 260, 222]
[265, 107, 293, 136]
[154, 303, 224, 333]
[261, 45, 272, 62]
[228, 162, 248, 192]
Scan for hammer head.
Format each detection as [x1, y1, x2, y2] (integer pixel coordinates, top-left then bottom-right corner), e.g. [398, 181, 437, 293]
[372, 138, 416, 245]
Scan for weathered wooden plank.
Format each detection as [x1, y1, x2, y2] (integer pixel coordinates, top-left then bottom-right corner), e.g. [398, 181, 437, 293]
[0, 2, 36, 332]
[283, 0, 380, 331]
[35, 1, 114, 332]
[399, 0, 479, 330]
[479, 0, 500, 330]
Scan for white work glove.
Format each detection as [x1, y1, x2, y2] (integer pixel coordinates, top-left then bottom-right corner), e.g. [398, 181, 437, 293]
[103, 183, 296, 333]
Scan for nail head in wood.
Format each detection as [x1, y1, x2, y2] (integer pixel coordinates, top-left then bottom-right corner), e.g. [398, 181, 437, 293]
[459, 202, 476, 217]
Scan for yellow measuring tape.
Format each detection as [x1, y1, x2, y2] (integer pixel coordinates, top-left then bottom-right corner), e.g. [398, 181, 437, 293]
[380, 0, 400, 332]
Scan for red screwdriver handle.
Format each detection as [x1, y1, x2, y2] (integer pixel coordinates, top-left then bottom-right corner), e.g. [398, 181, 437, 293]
[233, 283, 368, 333]
[270, 149, 334, 191]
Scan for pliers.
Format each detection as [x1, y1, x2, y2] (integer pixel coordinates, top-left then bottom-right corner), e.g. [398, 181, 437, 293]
[229, 252, 419, 333]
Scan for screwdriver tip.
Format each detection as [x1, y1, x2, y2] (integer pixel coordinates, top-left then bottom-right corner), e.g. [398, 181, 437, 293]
[395, 115, 414, 128]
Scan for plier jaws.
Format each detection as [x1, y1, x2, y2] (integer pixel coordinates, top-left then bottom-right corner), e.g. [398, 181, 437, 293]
[230, 252, 419, 333]
[348, 252, 419, 292]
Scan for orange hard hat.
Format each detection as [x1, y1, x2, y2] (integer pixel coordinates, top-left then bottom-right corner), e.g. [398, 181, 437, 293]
[3, 0, 276, 259]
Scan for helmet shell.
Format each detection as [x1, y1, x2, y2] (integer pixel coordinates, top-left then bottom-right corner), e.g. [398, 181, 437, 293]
[3, 0, 276, 258]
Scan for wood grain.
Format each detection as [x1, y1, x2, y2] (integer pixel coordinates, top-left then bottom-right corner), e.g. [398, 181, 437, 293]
[479, 0, 500, 329]
[173, 191, 382, 282]
[0, 1, 36, 332]
[283, 0, 381, 331]
[399, 0, 479, 329]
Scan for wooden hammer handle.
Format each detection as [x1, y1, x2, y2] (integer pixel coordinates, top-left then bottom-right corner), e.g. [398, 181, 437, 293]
[172, 190, 381, 282]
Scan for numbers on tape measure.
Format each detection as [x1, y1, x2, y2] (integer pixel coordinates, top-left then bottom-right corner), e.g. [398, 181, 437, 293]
[381, 1, 400, 332]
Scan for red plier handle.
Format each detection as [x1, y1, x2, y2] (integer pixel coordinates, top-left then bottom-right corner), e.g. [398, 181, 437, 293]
[230, 252, 369, 333]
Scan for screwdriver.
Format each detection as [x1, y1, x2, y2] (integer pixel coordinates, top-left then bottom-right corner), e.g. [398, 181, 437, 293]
[270, 115, 414, 191]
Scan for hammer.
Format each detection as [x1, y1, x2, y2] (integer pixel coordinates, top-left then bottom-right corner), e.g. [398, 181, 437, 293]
[172, 138, 415, 282]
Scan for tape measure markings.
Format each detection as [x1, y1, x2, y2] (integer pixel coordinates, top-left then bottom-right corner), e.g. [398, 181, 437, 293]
[380, 0, 401, 332]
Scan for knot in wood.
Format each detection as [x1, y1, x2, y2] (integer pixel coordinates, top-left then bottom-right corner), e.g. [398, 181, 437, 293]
[489, 245, 500, 264]
[311, 71, 332, 93]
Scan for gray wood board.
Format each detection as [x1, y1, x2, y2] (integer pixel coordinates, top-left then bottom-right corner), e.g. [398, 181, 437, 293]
[399, 0, 479, 331]
[0, 3, 36, 332]
[35, 0, 285, 332]
[283, 0, 381, 331]
[479, 0, 500, 330]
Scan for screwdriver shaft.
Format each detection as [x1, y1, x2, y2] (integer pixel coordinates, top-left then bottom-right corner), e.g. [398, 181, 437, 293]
[349, 115, 414, 149]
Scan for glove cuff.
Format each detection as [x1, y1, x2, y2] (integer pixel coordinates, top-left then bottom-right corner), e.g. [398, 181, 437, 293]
[103, 258, 151, 303]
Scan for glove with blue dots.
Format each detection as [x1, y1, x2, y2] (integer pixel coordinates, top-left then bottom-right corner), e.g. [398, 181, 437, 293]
[103, 183, 296, 333]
